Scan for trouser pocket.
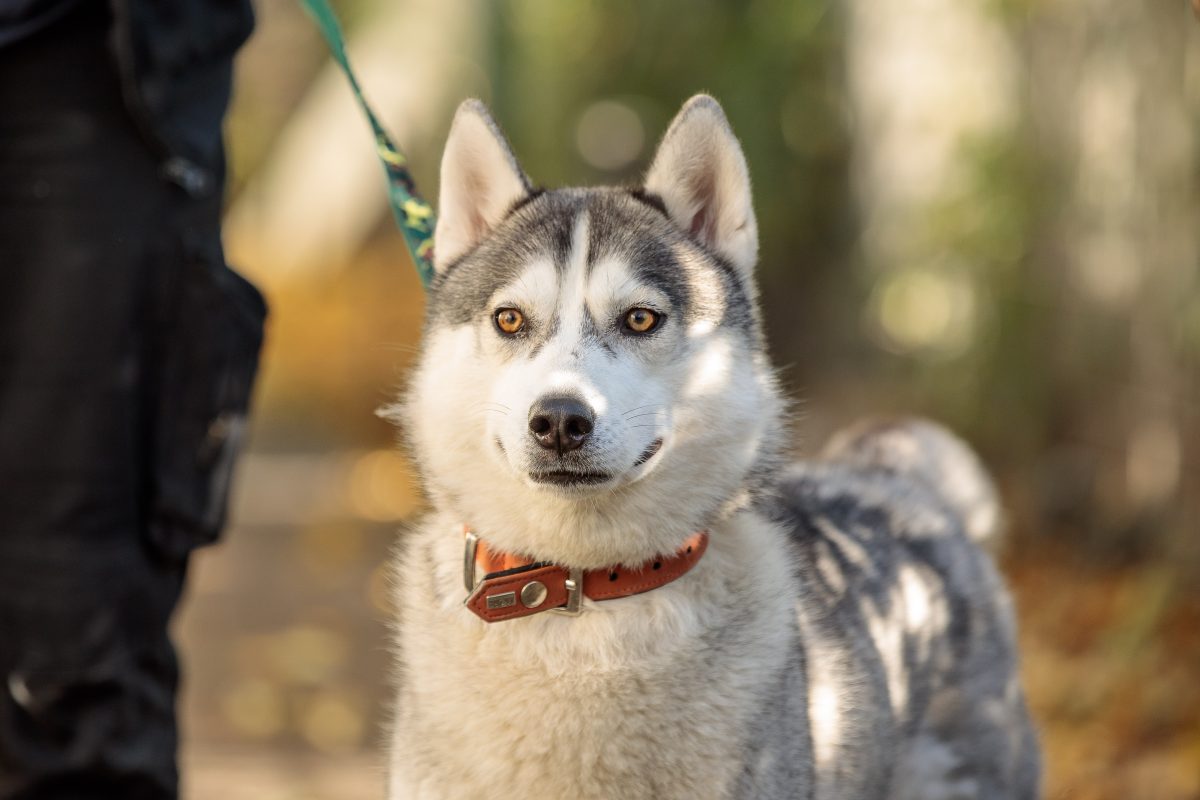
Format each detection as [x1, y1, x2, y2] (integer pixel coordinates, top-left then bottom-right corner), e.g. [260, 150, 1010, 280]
[146, 246, 266, 561]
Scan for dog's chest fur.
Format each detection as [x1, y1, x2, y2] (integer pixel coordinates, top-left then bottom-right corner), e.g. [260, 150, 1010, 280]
[389, 510, 806, 800]
[388, 462, 1039, 800]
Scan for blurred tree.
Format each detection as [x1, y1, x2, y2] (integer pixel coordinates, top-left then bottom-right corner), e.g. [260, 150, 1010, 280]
[839, 0, 1199, 570]
[1019, 0, 1199, 565]
[486, 0, 855, 392]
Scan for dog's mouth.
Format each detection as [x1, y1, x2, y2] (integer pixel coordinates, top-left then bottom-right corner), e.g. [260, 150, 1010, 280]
[632, 438, 663, 467]
[528, 470, 613, 487]
[520, 438, 666, 491]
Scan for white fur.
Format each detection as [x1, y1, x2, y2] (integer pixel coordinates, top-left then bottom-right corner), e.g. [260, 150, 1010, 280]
[389, 511, 795, 800]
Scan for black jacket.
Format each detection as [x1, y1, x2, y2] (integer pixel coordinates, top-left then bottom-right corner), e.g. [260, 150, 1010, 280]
[112, 0, 255, 198]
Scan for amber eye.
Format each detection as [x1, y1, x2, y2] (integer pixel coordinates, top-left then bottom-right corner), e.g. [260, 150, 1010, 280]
[494, 308, 526, 335]
[623, 307, 661, 334]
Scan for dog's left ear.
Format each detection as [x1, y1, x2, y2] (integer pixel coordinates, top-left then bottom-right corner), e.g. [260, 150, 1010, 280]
[644, 95, 758, 275]
[434, 99, 532, 272]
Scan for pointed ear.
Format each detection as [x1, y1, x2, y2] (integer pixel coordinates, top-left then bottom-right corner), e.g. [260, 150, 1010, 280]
[434, 100, 531, 271]
[643, 95, 758, 274]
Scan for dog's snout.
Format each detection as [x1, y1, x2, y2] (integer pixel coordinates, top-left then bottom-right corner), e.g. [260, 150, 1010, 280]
[528, 396, 594, 453]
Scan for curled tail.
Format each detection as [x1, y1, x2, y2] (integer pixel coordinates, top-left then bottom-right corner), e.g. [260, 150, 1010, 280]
[821, 417, 1003, 550]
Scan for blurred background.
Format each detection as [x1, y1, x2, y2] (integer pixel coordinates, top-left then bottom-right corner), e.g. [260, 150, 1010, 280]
[176, 0, 1200, 797]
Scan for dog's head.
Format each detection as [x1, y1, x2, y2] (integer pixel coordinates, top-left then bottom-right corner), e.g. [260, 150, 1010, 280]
[399, 95, 783, 567]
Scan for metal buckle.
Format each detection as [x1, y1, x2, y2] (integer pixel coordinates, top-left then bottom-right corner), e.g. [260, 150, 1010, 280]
[463, 531, 583, 616]
[551, 567, 584, 616]
[463, 531, 479, 591]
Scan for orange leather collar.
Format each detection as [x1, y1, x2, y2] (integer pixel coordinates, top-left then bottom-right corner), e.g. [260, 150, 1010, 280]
[462, 528, 709, 623]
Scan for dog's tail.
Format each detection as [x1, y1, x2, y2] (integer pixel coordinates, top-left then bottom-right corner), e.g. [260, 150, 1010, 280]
[821, 417, 1003, 551]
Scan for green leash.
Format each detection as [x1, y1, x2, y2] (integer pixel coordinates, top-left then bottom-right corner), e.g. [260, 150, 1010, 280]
[300, 0, 437, 288]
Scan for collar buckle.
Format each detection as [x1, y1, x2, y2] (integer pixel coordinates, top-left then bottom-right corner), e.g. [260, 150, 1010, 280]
[463, 531, 583, 617]
[463, 531, 480, 591]
[550, 567, 583, 616]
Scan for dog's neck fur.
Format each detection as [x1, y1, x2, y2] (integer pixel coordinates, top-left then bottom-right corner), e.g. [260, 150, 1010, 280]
[436, 464, 769, 568]
[388, 415, 801, 799]
[388, 501, 803, 800]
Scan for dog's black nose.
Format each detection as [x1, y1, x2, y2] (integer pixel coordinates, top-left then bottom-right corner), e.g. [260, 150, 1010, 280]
[528, 396, 594, 453]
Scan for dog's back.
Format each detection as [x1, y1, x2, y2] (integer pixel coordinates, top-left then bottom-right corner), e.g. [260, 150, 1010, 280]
[770, 419, 1039, 799]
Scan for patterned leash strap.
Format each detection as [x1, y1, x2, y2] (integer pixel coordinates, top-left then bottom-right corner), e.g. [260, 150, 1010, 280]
[300, 0, 437, 287]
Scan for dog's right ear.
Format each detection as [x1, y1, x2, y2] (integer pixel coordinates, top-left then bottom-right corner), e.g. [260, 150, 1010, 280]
[434, 100, 532, 272]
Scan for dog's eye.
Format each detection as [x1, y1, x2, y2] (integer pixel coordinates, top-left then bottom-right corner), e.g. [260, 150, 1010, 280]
[623, 307, 661, 334]
[494, 308, 526, 335]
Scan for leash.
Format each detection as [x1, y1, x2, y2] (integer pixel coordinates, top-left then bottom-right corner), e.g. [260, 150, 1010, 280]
[299, 0, 437, 288]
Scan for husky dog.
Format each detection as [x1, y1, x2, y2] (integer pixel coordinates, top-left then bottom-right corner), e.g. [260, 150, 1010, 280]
[385, 95, 1039, 799]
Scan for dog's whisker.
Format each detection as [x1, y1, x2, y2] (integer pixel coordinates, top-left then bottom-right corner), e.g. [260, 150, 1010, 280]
[622, 403, 659, 417]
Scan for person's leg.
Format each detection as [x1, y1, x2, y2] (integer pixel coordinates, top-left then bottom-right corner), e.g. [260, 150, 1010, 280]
[0, 6, 188, 798]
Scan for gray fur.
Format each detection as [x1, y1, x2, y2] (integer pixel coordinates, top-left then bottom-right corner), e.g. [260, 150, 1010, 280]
[764, 438, 1040, 797]
[430, 188, 757, 338]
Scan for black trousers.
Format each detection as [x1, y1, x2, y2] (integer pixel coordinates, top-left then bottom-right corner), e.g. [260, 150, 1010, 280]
[0, 7, 262, 798]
